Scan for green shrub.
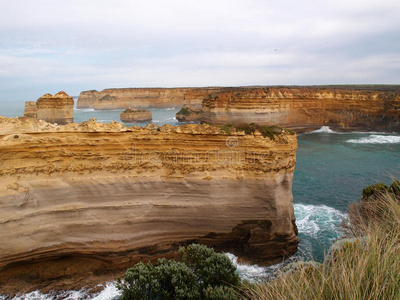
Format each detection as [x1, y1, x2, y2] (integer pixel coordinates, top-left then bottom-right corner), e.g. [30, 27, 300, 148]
[177, 107, 191, 116]
[389, 180, 400, 196]
[117, 244, 240, 300]
[219, 124, 233, 135]
[362, 182, 388, 200]
[220, 123, 287, 140]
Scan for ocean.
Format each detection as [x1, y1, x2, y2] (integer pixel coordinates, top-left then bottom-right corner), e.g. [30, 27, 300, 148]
[1, 99, 400, 299]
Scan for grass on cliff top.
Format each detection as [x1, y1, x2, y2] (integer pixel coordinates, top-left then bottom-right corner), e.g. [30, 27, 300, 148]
[219, 123, 295, 140]
[123, 108, 148, 113]
[177, 106, 201, 116]
[244, 181, 400, 300]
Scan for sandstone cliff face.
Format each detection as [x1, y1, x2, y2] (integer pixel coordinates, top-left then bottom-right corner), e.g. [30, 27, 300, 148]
[202, 87, 400, 132]
[23, 101, 37, 118]
[0, 117, 298, 293]
[77, 87, 221, 110]
[182, 88, 222, 109]
[36, 91, 74, 125]
[76, 90, 99, 108]
[77, 88, 191, 109]
[120, 108, 152, 122]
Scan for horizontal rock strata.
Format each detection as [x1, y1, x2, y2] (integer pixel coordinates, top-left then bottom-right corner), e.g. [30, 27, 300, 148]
[23, 101, 37, 118]
[0, 117, 298, 293]
[201, 87, 400, 132]
[77, 87, 221, 109]
[23, 91, 74, 125]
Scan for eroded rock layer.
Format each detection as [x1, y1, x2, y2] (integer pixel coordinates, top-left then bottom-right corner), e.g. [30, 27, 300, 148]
[0, 117, 298, 293]
[32, 91, 74, 125]
[202, 87, 400, 132]
[77, 87, 221, 109]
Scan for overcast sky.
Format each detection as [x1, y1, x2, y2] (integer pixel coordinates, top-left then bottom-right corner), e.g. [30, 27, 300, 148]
[0, 0, 399, 102]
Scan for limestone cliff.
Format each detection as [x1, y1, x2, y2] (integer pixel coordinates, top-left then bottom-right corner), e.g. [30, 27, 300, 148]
[23, 101, 37, 118]
[77, 87, 221, 110]
[202, 87, 400, 132]
[182, 88, 222, 109]
[76, 90, 99, 109]
[0, 117, 297, 293]
[34, 91, 74, 125]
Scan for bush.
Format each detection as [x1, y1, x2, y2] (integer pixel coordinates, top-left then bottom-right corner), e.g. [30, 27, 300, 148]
[219, 123, 289, 140]
[362, 182, 388, 200]
[389, 180, 400, 196]
[177, 107, 191, 116]
[117, 244, 240, 300]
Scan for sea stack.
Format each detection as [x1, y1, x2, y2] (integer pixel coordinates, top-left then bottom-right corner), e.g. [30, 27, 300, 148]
[120, 107, 152, 122]
[23, 101, 37, 119]
[36, 91, 74, 125]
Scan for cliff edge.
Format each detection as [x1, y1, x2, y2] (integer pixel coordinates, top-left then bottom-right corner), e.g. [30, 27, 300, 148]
[201, 87, 400, 132]
[0, 117, 298, 293]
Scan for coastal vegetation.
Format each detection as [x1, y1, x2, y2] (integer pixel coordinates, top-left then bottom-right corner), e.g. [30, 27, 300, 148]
[176, 106, 201, 116]
[245, 179, 400, 300]
[116, 244, 241, 300]
[219, 123, 295, 140]
[117, 180, 400, 300]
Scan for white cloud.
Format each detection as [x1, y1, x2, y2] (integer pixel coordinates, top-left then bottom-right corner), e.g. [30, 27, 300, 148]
[0, 0, 399, 102]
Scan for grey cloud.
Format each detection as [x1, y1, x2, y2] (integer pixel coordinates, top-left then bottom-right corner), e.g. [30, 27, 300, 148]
[0, 0, 399, 103]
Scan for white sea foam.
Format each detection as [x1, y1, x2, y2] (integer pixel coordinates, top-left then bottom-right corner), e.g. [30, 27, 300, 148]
[92, 283, 121, 300]
[310, 126, 336, 133]
[165, 107, 175, 110]
[294, 204, 347, 237]
[5, 282, 121, 300]
[346, 134, 400, 144]
[74, 108, 95, 112]
[226, 253, 267, 281]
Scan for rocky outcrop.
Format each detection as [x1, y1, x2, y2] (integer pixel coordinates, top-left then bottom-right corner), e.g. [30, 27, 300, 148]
[23, 101, 37, 118]
[176, 105, 202, 122]
[120, 108, 152, 122]
[76, 90, 99, 109]
[182, 88, 222, 109]
[34, 91, 74, 125]
[0, 117, 298, 293]
[77, 87, 221, 110]
[202, 87, 400, 132]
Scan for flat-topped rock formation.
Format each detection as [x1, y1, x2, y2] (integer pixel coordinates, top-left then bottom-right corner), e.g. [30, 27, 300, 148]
[120, 107, 152, 123]
[23, 91, 74, 125]
[23, 101, 37, 119]
[77, 87, 221, 109]
[0, 117, 298, 293]
[201, 87, 400, 132]
[176, 105, 202, 122]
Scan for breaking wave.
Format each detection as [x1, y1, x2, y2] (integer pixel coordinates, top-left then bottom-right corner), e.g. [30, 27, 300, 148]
[311, 126, 336, 133]
[346, 134, 400, 144]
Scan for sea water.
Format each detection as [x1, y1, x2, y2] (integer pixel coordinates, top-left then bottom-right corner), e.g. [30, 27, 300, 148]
[1, 100, 400, 299]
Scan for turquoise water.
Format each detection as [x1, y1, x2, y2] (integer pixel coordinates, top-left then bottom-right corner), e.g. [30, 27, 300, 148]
[1, 100, 400, 298]
[74, 107, 182, 126]
[293, 127, 400, 261]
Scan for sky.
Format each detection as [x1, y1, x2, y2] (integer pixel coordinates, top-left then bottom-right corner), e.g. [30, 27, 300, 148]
[0, 0, 399, 103]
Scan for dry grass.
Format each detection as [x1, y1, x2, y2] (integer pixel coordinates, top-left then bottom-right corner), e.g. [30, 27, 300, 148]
[244, 194, 400, 300]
